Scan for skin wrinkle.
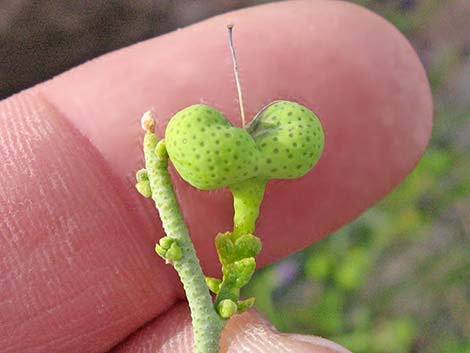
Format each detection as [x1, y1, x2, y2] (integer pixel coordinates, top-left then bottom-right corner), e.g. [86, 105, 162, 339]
[0, 90, 179, 352]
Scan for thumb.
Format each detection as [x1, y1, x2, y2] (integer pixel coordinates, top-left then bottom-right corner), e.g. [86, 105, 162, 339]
[112, 302, 351, 353]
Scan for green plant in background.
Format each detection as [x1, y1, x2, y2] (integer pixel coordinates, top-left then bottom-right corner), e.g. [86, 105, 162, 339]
[243, 1, 470, 352]
[134, 25, 325, 353]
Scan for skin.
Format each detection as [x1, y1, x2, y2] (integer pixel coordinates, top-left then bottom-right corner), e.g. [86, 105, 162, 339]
[0, 1, 432, 352]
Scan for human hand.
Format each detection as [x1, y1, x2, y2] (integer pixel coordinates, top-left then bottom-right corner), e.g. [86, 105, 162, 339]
[0, 1, 432, 352]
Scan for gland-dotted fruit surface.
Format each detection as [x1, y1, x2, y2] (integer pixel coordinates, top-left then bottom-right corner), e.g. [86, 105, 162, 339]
[247, 100, 324, 179]
[165, 104, 260, 190]
[165, 101, 324, 190]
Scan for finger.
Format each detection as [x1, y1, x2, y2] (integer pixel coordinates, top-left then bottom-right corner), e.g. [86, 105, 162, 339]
[112, 302, 352, 353]
[0, 0, 432, 352]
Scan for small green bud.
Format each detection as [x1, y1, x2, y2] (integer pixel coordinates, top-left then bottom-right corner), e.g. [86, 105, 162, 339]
[155, 244, 166, 258]
[166, 242, 183, 261]
[205, 277, 221, 294]
[135, 180, 152, 198]
[155, 140, 168, 159]
[135, 168, 149, 182]
[159, 236, 174, 249]
[217, 299, 238, 319]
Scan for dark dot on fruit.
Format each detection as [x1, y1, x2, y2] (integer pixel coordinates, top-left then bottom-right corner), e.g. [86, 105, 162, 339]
[236, 141, 241, 146]
[271, 168, 277, 172]
[206, 110, 212, 114]
[266, 158, 272, 164]
[288, 154, 293, 159]
[200, 142, 205, 147]
[296, 165, 302, 169]
[313, 132, 317, 136]
[283, 165, 287, 169]
[209, 166, 214, 171]
[215, 151, 220, 155]
[307, 137, 311, 141]
[288, 112, 293, 116]
[216, 140, 220, 145]
[273, 148, 279, 154]
[224, 168, 229, 172]
[286, 148, 290, 153]
[224, 160, 229, 164]
[201, 128, 206, 132]
[211, 173, 216, 178]
[211, 133, 215, 137]
[234, 154, 238, 160]
[261, 143, 266, 147]
[293, 143, 297, 147]
[289, 133, 294, 138]
[196, 154, 200, 159]
[254, 166, 259, 171]
[288, 121, 292, 125]
[225, 133, 231, 138]
[299, 125, 304, 128]
[298, 117, 302, 121]
[301, 108, 306, 113]
[197, 118, 201, 122]
[273, 137, 278, 142]
[217, 126, 222, 130]
[227, 148, 232, 153]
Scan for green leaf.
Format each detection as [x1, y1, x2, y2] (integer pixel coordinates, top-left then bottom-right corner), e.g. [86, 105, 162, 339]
[234, 234, 262, 260]
[215, 232, 236, 264]
[224, 257, 256, 288]
[237, 297, 255, 314]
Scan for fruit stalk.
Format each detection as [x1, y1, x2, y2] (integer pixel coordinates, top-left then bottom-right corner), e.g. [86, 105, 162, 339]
[230, 178, 267, 237]
[141, 113, 224, 353]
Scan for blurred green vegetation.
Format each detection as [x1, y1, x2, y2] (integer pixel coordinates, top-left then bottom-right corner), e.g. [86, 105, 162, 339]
[243, 1, 470, 352]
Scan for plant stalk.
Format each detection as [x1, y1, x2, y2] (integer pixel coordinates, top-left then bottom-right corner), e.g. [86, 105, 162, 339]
[143, 130, 225, 353]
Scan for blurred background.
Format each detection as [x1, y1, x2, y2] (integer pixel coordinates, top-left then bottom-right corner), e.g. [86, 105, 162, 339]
[1, 1, 468, 352]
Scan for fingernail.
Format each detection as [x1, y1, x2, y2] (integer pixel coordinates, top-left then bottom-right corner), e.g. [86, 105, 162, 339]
[220, 309, 352, 353]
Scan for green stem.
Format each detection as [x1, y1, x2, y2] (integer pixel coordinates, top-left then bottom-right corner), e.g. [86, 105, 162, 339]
[230, 178, 268, 237]
[143, 131, 224, 353]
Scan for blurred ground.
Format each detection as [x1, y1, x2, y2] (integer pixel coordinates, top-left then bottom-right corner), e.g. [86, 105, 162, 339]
[1, 1, 469, 352]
